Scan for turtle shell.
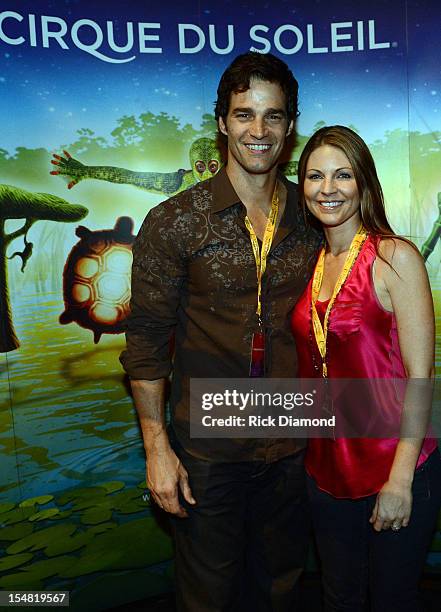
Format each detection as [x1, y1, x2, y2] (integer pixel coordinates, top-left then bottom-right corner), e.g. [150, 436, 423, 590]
[60, 217, 135, 343]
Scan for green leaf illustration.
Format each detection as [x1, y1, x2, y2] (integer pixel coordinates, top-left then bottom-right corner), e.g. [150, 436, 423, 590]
[71, 495, 108, 512]
[43, 522, 116, 557]
[28, 508, 60, 522]
[20, 556, 73, 580]
[0, 523, 34, 541]
[46, 509, 73, 521]
[60, 517, 173, 578]
[56, 487, 107, 506]
[80, 507, 113, 525]
[98, 481, 125, 494]
[0, 502, 16, 514]
[0, 553, 34, 572]
[19, 495, 54, 508]
[0, 574, 42, 589]
[1, 507, 35, 525]
[6, 524, 77, 555]
[111, 489, 146, 513]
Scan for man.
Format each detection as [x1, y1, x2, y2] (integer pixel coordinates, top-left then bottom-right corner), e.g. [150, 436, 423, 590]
[120, 52, 321, 611]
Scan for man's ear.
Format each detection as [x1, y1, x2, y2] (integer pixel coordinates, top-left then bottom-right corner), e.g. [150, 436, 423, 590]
[286, 119, 294, 137]
[218, 116, 228, 136]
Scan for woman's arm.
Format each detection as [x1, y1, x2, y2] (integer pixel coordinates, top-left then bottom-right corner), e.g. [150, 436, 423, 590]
[370, 238, 435, 531]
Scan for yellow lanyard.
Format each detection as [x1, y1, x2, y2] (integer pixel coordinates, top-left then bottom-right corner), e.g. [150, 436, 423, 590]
[311, 225, 367, 377]
[244, 184, 279, 320]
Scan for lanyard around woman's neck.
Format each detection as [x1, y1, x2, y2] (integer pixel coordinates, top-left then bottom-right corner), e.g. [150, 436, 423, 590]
[311, 224, 368, 377]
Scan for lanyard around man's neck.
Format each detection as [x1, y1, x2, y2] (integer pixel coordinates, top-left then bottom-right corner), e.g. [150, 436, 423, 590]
[244, 182, 280, 322]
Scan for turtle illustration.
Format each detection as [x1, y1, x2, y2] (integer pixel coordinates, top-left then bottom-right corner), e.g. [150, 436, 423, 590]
[60, 216, 135, 343]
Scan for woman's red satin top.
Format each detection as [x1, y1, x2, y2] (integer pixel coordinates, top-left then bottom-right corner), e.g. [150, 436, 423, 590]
[291, 235, 437, 498]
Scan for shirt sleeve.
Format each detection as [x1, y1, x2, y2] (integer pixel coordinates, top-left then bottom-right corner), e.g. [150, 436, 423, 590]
[119, 199, 187, 379]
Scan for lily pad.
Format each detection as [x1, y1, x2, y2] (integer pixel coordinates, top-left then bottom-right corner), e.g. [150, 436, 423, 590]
[60, 517, 173, 578]
[0, 523, 34, 541]
[47, 509, 73, 520]
[80, 507, 113, 525]
[43, 522, 117, 556]
[56, 487, 107, 506]
[107, 489, 147, 514]
[45, 531, 94, 556]
[0, 506, 35, 525]
[6, 523, 77, 555]
[20, 556, 73, 580]
[112, 489, 143, 505]
[0, 502, 16, 514]
[88, 522, 117, 534]
[28, 508, 60, 522]
[71, 495, 109, 512]
[0, 573, 42, 589]
[118, 502, 147, 515]
[99, 481, 125, 494]
[19, 495, 54, 508]
[59, 549, 121, 578]
[0, 553, 34, 572]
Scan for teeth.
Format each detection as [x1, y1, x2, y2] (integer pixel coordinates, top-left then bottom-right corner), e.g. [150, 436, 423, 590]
[246, 144, 271, 151]
[320, 201, 343, 208]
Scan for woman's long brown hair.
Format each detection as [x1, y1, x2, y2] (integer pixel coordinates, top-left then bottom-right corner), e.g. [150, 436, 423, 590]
[298, 125, 396, 237]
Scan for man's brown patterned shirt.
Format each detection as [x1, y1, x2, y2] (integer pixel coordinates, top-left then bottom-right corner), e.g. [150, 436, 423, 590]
[120, 167, 322, 462]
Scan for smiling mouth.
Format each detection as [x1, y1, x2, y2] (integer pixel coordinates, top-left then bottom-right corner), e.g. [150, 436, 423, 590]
[318, 201, 344, 209]
[244, 144, 272, 152]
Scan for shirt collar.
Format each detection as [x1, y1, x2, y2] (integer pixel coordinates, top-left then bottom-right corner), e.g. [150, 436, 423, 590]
[210, 166, 241, 213]
[210, 165, 299, 227]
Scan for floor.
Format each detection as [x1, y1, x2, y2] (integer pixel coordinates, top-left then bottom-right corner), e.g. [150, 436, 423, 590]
[109, 572, 441, 611]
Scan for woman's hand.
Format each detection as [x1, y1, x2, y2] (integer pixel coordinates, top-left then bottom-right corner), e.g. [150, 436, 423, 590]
[369, 479, 413, 532]
[369, 239, 433, 534]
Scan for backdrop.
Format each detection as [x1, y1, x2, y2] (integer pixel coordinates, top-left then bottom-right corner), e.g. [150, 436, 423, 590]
[1, 1, 440, 609]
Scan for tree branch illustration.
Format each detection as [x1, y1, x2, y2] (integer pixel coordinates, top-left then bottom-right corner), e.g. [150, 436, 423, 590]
[0, 184, 88, 352]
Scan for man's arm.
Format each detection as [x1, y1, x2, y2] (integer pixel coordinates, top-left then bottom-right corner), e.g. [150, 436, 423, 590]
[131, 378, 195, 517]
[120, 198, 195, 516]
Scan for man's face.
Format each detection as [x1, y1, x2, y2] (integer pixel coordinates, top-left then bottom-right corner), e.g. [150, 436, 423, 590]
[218, 78, 293, 176]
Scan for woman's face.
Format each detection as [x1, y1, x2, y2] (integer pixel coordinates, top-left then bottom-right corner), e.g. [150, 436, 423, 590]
[303, 144, 361, 229]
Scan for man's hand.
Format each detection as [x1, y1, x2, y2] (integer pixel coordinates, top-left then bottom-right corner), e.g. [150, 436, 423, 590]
[128, 378, 195, 517]
[147, 446, 196, 518]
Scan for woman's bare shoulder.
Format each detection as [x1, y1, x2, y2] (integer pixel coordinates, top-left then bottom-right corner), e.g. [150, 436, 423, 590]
[377, 237, 425, 277]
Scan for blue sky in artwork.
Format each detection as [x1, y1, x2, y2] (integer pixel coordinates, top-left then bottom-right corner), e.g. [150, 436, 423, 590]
[0, 0, 439, 152]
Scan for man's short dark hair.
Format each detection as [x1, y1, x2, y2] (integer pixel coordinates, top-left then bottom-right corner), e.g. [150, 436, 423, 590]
[214, 51, 299, 123]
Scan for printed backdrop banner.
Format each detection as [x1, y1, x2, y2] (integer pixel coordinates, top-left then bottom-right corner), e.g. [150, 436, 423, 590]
[0, 0, 440, 608]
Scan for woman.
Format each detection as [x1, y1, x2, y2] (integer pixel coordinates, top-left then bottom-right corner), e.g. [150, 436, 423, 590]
[291, 125, 441, 611]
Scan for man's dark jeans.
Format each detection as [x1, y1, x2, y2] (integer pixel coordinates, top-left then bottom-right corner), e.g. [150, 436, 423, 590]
[307, 448, 441, 612]
[171, 444, 310, 612]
